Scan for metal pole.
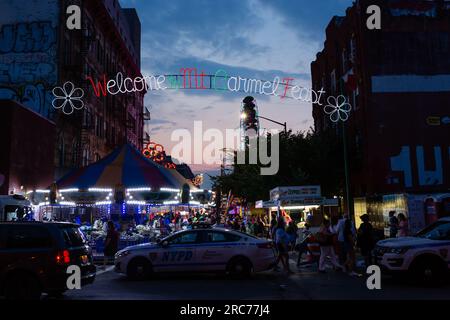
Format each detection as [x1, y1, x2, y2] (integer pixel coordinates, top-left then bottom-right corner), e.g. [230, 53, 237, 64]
[342, 121, 352, 218]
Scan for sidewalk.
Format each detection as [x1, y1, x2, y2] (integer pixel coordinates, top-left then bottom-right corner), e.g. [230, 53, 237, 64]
[287, 251, 367, 274]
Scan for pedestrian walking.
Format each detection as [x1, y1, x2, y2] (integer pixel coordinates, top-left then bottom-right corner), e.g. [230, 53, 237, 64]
[103, 221, 119, 269]
[397, 213, 409, 237]
[269, 213, 277, 239]
[388, 211, 399, 238]
[343, 219, 360, 277]
[317, 219, 343, 273]
[273, 217, 293, 274]
[296, 223, 312, 267]
[336, 213, 355, 266]
[286, 221, 298, 251]
[254, 217, 265, 237]
[357, 214, 375, 267]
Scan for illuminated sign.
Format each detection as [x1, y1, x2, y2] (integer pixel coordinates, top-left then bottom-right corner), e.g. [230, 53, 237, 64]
[83, 69, 329, 105]
[53, 68, 352, 117]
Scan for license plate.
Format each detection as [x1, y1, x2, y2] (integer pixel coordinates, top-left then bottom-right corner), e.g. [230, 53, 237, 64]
[81, 255, 89, 265]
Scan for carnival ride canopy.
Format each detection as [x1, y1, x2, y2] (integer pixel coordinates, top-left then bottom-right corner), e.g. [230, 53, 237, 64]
[56, 144, 196, 191]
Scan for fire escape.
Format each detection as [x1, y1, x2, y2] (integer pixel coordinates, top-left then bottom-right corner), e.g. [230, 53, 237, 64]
[77, 6, 97, 167]
[142, 106, 152, 147]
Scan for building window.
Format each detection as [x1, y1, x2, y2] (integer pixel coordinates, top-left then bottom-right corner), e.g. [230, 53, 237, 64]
[350, 37, 356, 63]
[342, 49, 347, 73]
[352, 87, 359, 110]
[82, 148, 90, 167]
[64, 37, 71, 66]
[58, 134, 65, 167]
[72, 138, 79, 167]
[330, 70, 336, 94]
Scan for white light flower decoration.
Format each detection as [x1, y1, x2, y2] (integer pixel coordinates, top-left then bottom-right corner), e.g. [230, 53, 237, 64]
[52, 82, 84, 115]
[324, 95, 352, 122]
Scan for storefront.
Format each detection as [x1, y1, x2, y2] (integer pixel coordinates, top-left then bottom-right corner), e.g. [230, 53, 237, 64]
[354, 193, 450, 236]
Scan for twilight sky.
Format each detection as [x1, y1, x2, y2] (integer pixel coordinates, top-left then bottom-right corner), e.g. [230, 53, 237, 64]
[120, 0, 353, 185]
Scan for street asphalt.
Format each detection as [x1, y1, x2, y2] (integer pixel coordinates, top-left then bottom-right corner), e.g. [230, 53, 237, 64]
[59, 254, 450, 301]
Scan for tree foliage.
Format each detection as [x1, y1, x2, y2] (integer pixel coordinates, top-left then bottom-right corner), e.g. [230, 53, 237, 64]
[211, 129, 344, 203]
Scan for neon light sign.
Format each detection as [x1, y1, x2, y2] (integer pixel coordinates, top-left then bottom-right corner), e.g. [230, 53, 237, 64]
[52, 67, 351, 117]
[84, 69, 327, 105]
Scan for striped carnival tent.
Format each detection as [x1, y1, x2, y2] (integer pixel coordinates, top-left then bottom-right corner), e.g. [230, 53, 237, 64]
[56, 144, 196, 191]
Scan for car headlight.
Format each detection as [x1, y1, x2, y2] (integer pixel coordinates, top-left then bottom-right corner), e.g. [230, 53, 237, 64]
[115, 250, 131, 259]
[388, 247, 409, 254]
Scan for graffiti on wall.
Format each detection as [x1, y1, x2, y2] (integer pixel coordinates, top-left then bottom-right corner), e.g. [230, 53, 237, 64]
[0, 84, 54, 115]
[0, 22, 56, 53]
[0, 21, 57, 117]
[389, 146, 450, 188]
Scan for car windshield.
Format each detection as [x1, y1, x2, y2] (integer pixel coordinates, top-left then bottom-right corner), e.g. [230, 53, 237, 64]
[60, 225, 86, 247]
[416, 221, 450, 241]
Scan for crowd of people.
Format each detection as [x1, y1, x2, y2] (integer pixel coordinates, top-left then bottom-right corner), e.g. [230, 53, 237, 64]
[100, 208, 411, 275]
[269, 210, 410, 277]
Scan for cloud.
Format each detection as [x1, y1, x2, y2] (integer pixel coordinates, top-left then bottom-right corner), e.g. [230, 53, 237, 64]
[119, 0, 354, 170]
[150, 119, 177, 125]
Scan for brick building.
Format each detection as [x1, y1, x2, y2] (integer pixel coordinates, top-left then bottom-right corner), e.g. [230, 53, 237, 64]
[0, 0, 146, 184]
[311, 0, 450, 230]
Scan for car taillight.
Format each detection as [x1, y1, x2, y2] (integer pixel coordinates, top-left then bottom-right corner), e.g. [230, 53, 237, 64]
[257, 242, 273, 249]
[56, 250, 70, 265]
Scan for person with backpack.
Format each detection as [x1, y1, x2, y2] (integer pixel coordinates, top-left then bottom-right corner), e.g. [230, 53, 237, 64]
[317, 219, 343, 273]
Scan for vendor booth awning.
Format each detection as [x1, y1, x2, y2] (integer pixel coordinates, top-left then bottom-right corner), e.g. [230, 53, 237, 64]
[56, 144, 196, 190]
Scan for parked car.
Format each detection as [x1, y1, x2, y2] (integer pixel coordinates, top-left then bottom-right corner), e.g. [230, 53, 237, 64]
[374, 217, 450, 286]
[0, 195, 32, 221]
[114, 225, 276, 280]
[0, 222, 96, 299]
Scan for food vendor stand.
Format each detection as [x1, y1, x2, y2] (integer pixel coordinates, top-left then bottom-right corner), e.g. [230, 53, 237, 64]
[256, 186, 339, 227]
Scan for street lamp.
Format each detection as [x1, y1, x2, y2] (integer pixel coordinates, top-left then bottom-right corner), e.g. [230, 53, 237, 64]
[240, 112, 287, 135]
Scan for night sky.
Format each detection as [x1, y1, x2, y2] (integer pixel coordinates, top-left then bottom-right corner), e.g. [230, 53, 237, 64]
[120, 0, 353, 185]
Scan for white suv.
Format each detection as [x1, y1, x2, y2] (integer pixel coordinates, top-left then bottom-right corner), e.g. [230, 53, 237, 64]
[374, 217, 450, 285]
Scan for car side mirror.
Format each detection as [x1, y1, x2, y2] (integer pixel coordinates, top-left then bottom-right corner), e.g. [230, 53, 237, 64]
[161, 240, 169, 248]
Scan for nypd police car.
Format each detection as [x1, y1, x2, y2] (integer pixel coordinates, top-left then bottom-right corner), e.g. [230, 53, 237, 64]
[374, 217, 450, 285]
[114, 225, 276, 279]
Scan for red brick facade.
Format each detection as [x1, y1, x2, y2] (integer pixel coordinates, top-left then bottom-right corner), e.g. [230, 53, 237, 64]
[55, 0, 145, 179]
[312, 0, 450, 198]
